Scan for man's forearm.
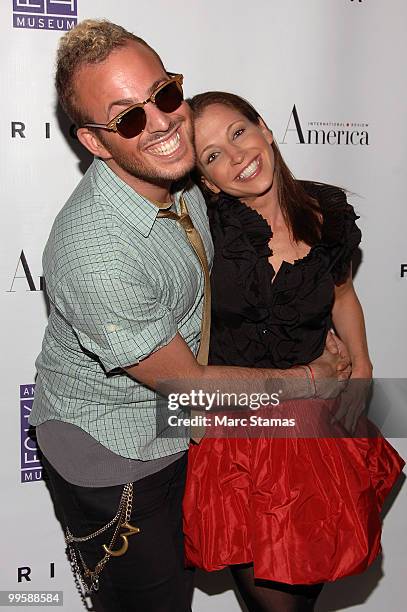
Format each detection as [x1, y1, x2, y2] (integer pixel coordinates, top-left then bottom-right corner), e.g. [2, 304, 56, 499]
[124, 332, 349, 402]
[125, 334, 313, 401]
[160, 363, 313, 403]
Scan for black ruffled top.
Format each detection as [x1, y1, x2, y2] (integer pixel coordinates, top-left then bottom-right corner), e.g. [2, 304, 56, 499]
[207, 182, 361, 369]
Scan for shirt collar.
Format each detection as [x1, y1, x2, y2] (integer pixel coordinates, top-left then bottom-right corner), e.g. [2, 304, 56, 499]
[91, 157, 186, 237]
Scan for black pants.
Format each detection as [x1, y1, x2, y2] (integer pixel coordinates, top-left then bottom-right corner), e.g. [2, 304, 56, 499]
[42, 454, 192, 612]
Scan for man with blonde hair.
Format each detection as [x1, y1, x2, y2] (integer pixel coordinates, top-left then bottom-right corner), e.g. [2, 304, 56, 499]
[30, 18, 349, 612]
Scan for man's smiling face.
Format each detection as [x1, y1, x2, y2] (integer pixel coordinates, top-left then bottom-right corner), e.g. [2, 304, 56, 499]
[75, 41, 195, 193]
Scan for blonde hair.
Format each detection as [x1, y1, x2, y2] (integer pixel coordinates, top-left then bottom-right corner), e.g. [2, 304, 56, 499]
[55, 19, 163, 125]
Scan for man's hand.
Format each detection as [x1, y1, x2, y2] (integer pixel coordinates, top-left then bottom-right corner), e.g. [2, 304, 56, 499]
[325, 329, 352, 380]
[309, 342, 351, 399]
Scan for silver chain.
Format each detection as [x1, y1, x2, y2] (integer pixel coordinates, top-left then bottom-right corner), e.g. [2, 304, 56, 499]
[65, 483, 133, 543]
[65, 483, 135, 599]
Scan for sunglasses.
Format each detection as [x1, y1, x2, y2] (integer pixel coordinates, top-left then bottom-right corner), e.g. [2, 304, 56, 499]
[83, 73, 184, 139]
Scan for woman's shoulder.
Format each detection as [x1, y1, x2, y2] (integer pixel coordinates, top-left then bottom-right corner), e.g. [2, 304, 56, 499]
[299, 180, 360, 245]
[300, 180, 347, 210]
[298, 181, 362, 284]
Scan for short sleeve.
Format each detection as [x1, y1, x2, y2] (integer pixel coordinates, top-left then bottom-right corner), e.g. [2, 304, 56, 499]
[331, 202, 362, 285]
[305, 182, 362, 286]
[55, 272, 177, 372]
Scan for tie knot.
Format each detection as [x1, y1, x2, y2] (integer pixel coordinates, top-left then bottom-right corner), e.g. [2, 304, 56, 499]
[179, 214, 194, 231]
[156, 210, 194, 232]
[156, 210, 178, 220]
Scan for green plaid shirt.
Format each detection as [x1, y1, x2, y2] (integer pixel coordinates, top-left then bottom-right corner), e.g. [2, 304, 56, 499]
[30, 158, 214, 460]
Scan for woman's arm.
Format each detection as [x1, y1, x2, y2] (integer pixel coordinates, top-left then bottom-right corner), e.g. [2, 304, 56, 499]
[331, 268, 373, 378]
[331, 268, 373, 432]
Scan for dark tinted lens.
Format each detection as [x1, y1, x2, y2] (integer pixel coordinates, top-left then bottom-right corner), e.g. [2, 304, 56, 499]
[117, 106, 146, 138]
[155, 81, 183, 113]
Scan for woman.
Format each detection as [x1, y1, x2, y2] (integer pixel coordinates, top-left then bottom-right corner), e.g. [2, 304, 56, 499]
[182, 92, 404, 611]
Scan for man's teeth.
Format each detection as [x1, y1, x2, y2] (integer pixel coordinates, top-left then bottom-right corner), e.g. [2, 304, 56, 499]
[238, 158, 259, 180]
[150, 133, 180, 156]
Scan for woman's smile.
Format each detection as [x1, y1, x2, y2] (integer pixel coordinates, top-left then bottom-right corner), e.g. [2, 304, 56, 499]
[235, 155, 261, 181]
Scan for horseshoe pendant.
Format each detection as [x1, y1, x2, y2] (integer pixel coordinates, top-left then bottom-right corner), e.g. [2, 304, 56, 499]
[103, 521, 141, 557]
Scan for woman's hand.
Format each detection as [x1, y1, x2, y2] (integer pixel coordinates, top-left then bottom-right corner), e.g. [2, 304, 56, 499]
[330, 361, 373, 433]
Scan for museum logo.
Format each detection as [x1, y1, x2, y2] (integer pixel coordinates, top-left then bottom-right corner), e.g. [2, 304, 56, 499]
[12, 0, 77, 31]
[280, 105, 370, 146]
[20, 384, 43, 483]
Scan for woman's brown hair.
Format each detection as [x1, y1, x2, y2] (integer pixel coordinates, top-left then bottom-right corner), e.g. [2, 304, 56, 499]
[189, 91, 322, 245]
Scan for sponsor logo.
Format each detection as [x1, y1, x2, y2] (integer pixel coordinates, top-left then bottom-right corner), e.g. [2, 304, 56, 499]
[20, 384, 43, 483]
[280, 104, 370, 146]
[12, 0, 77, 31]
[7, 251, 44, 292]
[18, 563, 55, 583]
[11, 121, 77, 140]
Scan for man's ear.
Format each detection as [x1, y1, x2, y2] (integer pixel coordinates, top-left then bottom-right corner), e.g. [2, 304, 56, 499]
[258, 117, 273, 145]
[201, 175, 221, 194]
[76, 127, 112, 160]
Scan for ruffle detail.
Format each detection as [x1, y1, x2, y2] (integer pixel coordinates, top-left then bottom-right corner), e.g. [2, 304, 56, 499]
[302, 182, 362, 284]
[208, 193, 273, 323]
[208, 185, 361, 368]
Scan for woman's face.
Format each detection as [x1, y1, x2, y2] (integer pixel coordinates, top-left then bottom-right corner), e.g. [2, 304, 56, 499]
[194, 103, 275, 200]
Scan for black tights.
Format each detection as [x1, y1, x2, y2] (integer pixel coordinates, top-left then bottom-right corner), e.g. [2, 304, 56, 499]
[230, 564, 323, 612]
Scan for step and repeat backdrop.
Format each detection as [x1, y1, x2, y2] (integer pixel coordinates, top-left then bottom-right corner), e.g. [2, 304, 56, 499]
[0, 1, 406, 610]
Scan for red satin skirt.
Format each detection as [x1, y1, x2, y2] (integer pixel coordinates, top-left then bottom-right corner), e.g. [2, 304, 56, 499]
[183, 407, 404, 584]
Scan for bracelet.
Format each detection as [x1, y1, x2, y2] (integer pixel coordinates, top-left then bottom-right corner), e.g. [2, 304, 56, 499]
[302, 364, 317, 399]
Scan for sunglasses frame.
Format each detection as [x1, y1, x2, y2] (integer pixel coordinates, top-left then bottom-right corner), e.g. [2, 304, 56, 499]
[82, 73, 184, 138]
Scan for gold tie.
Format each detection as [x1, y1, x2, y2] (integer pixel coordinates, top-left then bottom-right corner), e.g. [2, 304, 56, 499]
[157, 195, 210, 443]
[157, 195, 211, 366]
